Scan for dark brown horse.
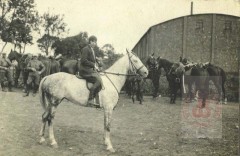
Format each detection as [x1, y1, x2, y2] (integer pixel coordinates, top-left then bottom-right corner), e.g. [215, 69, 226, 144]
[145, 54, 161, 98]
[180, 57, 227, 104]
[38, 56, 60, 77]
[157, 57, 185, 104]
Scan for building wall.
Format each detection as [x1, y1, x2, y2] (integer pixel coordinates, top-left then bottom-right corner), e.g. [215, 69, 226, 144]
[132, 14, 239, 100]
[133, 14, 239, 73]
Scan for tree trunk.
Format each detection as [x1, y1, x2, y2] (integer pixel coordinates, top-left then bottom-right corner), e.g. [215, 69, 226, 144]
[0, 42, 8, 53]
[23, 43, 26, 53]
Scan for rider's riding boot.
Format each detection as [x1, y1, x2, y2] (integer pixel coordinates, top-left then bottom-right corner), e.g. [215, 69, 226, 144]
[23, 85, 30, 97]
[87, 90, 100, 108]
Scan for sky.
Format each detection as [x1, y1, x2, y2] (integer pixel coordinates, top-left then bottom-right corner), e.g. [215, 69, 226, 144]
[2, 0, 240, 55]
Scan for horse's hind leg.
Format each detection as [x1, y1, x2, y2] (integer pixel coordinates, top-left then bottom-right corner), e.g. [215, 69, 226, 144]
[39, 111, 49, 144]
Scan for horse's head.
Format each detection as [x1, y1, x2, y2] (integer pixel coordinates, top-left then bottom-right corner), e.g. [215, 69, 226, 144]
[127, 51, 148, 78]
[156, 57, 173, 71]
[8, 50, 21, 61]
[146, 55, 158, 70]
[170, 62, 185, 77]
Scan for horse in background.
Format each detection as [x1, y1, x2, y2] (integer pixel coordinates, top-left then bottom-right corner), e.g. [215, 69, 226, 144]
[188, 63, 210, 108]
[180, 57, 227, 104]
[145, 53, 161, 98]
[38, 55, 60, 77]
[157, 57, 185, 104]
[125, 74, 144, 104]
[8, 50, 31, 88]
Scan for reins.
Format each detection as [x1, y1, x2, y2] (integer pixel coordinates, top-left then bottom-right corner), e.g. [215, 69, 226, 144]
[99, 50, 144, 95]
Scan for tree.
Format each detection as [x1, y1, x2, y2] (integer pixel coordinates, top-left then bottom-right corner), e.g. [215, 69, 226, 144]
[52, 32, 88, 58]
[37, 12, 68, 56]
[0, 0, 39, 53]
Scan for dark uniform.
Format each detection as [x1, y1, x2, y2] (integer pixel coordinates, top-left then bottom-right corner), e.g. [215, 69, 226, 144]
[24, 56, 45, 96]
[79, 36, 102, 107]
[0, 54, 14, 91]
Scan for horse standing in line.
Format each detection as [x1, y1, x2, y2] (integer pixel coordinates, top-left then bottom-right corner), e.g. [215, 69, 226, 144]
[38, 55, 60, 77]
[156, 57, 185, 104]
[145, 54, 161, 98]
[180, 57, 227, 104]
[38, 52, 148, 152]
[125, 74, 144, 104]
[188, 63, 210, 108]
[206, 63, 227, 103]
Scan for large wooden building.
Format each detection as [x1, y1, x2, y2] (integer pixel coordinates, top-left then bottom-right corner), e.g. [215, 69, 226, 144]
[132, 14, 239, 100]
[132, 14, 239, 74]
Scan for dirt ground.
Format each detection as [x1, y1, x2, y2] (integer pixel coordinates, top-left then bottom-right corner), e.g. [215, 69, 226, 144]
[0, 89, 239, 156]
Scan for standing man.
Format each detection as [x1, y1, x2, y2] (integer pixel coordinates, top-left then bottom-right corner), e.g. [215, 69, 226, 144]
[0, 53, 14, 92]
[23, 54, 45, 97]
[79, 35, 102, 108]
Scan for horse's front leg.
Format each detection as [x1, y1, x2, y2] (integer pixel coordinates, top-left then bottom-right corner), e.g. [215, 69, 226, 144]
[48, 106, 58, 148]
[104, 108, 115, 152]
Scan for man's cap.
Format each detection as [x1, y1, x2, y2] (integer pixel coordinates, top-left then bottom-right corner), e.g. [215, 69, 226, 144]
[89, 35, 97, 42]
[32, 53, 38, 57]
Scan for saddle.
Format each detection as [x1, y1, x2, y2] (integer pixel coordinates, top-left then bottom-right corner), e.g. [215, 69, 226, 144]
[75, 74, 101, 108]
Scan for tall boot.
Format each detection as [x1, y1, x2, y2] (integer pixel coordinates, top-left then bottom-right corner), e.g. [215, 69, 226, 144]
[87, 89, 100, 108]
[23, 84, 30, 97]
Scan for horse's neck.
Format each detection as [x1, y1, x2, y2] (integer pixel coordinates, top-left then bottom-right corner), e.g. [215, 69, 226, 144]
[104, 55, 130, 92]
[163, 60, 173, 73]
[17, 53, 24, 62]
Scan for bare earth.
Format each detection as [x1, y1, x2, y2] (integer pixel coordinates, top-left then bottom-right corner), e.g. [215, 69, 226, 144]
[0, 90, 239, 156]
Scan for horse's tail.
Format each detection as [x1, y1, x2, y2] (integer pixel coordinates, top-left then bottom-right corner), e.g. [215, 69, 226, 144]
[39, 76, 48, 111]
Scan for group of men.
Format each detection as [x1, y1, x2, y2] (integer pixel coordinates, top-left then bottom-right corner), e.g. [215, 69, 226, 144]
[0, 35, 103, 107]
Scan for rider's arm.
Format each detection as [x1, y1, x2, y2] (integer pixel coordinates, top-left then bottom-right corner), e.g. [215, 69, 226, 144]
[81, 48, 95, 68]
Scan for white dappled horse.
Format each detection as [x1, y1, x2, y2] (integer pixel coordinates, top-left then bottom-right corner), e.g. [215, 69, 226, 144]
[38, 51, 148, 152]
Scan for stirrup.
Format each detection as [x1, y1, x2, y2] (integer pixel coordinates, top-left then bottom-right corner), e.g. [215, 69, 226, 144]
[87, 101, 101, 108]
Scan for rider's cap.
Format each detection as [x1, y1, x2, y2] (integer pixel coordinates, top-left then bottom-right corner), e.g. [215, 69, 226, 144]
[89, 35, 97, 43]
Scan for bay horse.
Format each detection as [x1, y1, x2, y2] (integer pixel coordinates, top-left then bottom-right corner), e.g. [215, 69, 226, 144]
[38, 51, 148, 152]
[157, 57, 185, 104]
[188, 63, 210, 108]
[206, 63, 227, 103]
[38, 55, 60, 77]
[180, 57, 227, 104]
[145, 54, 161, 98]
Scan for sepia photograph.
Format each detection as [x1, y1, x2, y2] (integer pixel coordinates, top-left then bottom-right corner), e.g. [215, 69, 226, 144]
[0, 0, 239, 155]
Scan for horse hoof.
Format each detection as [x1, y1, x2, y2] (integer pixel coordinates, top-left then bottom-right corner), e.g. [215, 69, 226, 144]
[107, 147, 115, 153]
[51, 143, 58, 149]
[39, 137, 46, 144]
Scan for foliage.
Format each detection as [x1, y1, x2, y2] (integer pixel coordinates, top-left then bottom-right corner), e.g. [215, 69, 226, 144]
[0, 0, 39, 53]
[52, 32, 88, 58]
[37, 12, 68, 55]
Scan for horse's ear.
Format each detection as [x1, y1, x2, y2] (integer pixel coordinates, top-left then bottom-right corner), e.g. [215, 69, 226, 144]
[179, 56, 183, 62]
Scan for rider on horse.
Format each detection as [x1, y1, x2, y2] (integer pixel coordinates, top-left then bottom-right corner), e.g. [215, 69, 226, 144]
[79, 35, 102, 108]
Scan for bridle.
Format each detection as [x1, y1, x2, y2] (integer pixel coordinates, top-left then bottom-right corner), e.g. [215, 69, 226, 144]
[100, 50, 145, 94]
